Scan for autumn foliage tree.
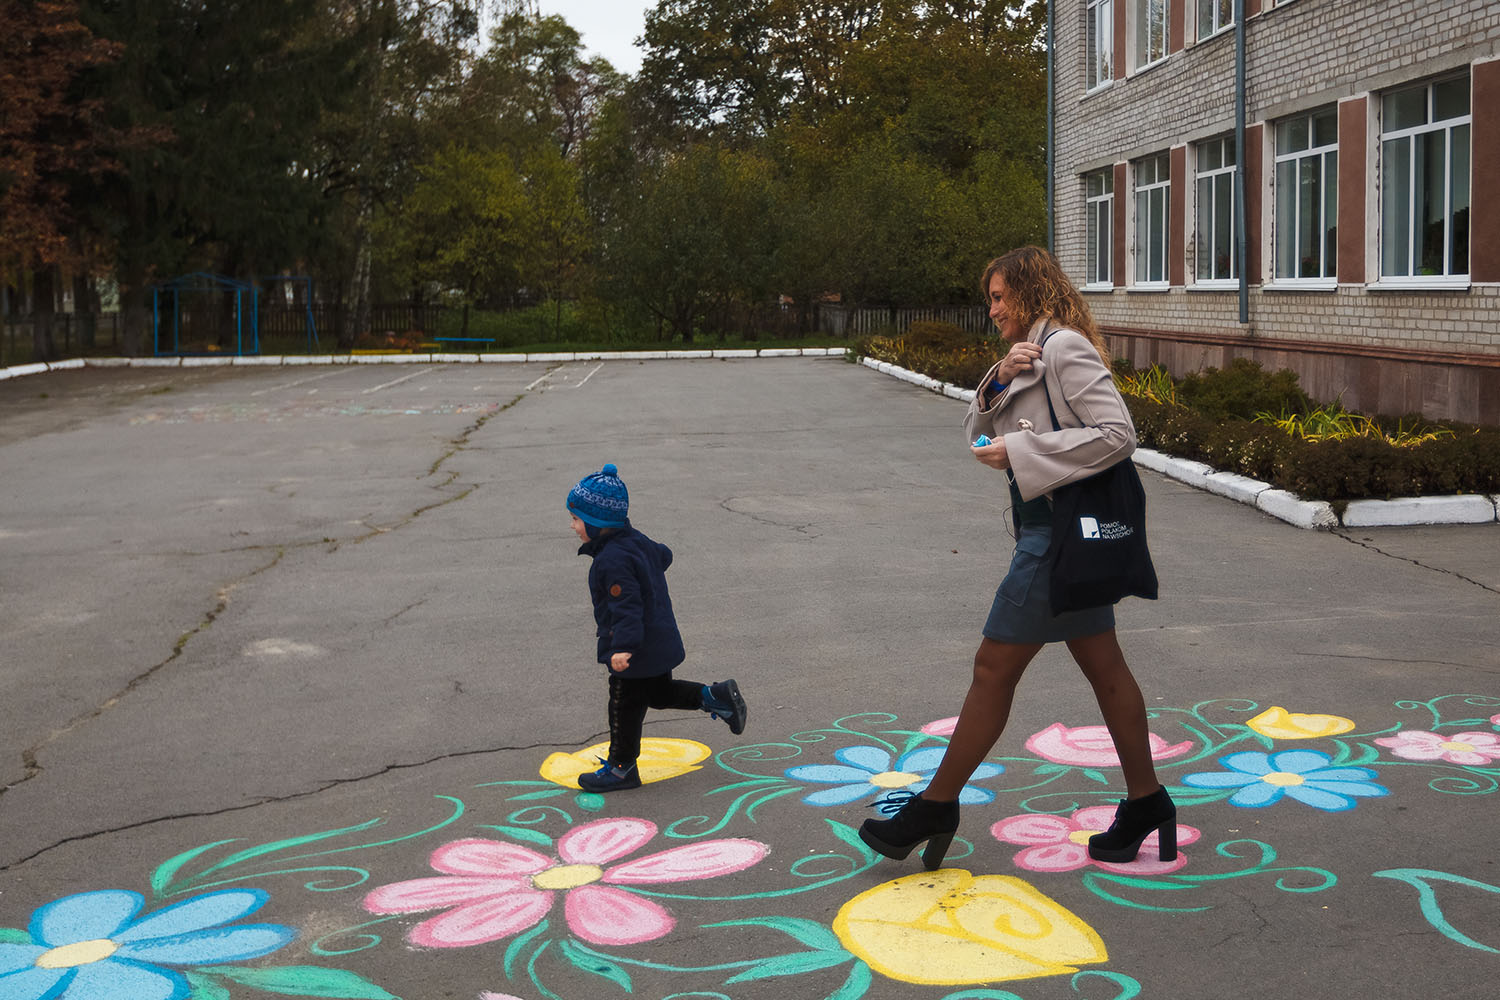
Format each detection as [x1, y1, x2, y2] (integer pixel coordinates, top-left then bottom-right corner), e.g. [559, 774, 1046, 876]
[0, 0, 121, 359]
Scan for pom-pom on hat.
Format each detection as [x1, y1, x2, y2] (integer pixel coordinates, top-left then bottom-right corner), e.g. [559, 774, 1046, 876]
[567, 463, 630, 528]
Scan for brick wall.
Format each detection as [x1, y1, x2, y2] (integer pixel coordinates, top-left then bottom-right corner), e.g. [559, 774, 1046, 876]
[1054, 0, 1500, 423]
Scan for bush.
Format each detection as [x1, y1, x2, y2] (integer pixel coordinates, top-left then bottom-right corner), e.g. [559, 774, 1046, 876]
[855, 321, 1004, 389]
[1178, 358, 1311, 421]
[865, 337, 1500, 501]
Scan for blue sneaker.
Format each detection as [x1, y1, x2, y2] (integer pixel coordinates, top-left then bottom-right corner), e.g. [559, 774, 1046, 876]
[701, 680, 748, 735]
[577, 758, 641, 793]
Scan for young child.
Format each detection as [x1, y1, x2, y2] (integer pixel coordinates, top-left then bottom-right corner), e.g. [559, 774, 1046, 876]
[567, 463, 748, 793]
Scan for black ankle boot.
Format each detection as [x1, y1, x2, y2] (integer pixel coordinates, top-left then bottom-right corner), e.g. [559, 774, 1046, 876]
[859, 791, 960, 871]
[1087, 786, 1177, 863]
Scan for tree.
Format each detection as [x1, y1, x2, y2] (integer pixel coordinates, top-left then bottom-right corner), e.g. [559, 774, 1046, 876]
[373, 144, 529, 335]
[601, 143, 778, 341]
[77, 0, 369, 353]
[519, 146, 590, 336]
[0, 0, 122, 359]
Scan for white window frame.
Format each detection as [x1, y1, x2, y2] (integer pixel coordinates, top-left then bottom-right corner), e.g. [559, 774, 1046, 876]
[1087, 0, 1114, 92]
[1194, 136, 1238, 286]
[1272, 107, 1338, 289]
[1134, 0, 1168, 71]
[1133, 153, 1170, 287]
[1085, 169, 1114, 289]
[1375, 74, 1471, 288]
[1195, 0, 1233, 41]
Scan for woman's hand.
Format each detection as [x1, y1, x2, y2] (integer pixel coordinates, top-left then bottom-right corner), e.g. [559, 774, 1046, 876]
[997, 342, 1042, 382]
[610, 652, 632, 672]
[971, 437, 1010, 470]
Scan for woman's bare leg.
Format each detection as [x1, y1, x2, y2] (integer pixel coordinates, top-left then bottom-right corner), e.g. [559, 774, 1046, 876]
[1066, 629, 1161, 799]
[922, 638, 1043, 801]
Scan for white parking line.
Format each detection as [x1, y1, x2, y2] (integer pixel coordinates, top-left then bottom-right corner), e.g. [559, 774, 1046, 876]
[527, 362, 604, 392]
[362, 367, 437, 394]
[249, 370, 343, 397]
[574, 362, 604, 388]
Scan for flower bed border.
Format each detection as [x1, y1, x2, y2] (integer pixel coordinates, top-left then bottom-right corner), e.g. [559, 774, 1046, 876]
[858, 357, 1500, 530]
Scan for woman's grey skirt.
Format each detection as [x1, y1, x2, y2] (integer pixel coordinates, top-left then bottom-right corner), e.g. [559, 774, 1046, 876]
[982, 523, 1115, 643]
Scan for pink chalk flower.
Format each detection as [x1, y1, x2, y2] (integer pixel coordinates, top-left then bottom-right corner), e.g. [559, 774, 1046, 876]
[1025, 723, 1193, 768]
[1374, 730, 1500, 766]
[991, 807, 1201, 875]
[921, 717, 959, 737]
[364, 818, 767, 948]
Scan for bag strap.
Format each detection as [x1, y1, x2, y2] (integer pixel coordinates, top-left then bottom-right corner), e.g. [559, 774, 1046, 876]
[1036, 320, 1063, 433]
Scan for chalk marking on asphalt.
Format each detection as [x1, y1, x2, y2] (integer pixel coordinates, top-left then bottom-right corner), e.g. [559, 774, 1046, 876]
[362, 367, 437, 394]
[249, 370, 342, 396]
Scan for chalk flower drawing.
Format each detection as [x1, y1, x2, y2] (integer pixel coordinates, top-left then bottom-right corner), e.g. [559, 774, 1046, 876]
[1025, 723, 1193, 767]
[1245, 707, 1356, 741]
[1182, 750, 1390, 811]
[1374, 730, 1500, 766]
[363, 819, 767, 948]
[989, 806, 1201, 875]
[833, 870, 1107, 984]
[0, 889, 294, 1000]
[786, 745, 1003, 806]
[921, 717, 958, 736]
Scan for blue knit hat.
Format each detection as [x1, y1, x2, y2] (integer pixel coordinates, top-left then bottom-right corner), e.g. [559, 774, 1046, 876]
[567, 463, 630, 528]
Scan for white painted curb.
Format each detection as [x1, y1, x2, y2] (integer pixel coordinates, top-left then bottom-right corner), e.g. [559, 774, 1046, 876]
[1342, 495, 1498, 527]
[856, 356, 1498, 530]
[1, 346, 848, 381]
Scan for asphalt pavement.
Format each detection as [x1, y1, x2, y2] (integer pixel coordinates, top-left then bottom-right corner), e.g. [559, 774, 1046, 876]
[1, 356, 1497, 1000]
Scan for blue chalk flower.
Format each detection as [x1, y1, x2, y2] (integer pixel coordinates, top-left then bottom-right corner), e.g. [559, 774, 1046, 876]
[0, 888, 295, 1000]
[786, 745, 1003, 806]
[1181, 749, 1389, 812]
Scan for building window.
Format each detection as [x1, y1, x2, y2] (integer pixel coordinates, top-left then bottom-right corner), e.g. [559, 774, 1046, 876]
[1086, 169, 1114, 286]
[1274, 108, 1338, 282]
[1196, 0, 1231, 39]
[1134, 153, 1170, 284]
[1087, 0, 1113, 91]
[1195, 136, 1237, 282]
[1380, 74, 1470, 280]
[1135, 0, 1168, 68]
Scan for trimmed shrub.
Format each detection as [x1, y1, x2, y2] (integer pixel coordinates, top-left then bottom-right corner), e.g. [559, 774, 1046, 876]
[1178, 358, 1311, 421]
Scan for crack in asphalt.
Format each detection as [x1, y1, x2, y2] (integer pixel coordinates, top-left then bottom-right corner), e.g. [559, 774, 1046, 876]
[1, 390, 527, 836]
[1334, 531, 1500, 596]
[1, 547, 288, 802]
[0, 735, 606, 873]
[717, 497, 820, 537]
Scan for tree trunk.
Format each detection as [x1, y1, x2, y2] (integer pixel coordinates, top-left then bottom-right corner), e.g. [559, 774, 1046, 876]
[344, 185, 373, 348]
[32, 268, 57, 362]
[74, 272, 98, 349]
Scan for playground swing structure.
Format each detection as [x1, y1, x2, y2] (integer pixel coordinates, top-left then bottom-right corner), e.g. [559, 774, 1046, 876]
[152, 273, 319, 356]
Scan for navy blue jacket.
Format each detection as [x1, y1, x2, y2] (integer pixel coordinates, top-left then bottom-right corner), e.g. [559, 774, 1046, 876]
[578, 524, 685, 678]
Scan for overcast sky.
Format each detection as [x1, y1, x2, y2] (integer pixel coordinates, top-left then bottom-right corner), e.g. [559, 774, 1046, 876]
[532, 2, 653, 75]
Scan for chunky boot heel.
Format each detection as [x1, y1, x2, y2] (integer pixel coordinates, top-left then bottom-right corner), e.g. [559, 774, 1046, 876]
[920, 832, 956, 871]
[1087, 786, 1177, 863]
[859, 791, 960, 871]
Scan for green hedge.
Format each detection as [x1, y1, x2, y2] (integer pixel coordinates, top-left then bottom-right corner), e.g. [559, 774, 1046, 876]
[859, 333, 1500, 502]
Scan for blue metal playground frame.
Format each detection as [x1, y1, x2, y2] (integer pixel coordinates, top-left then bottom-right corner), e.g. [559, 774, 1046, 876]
[152, 273, 320, 356]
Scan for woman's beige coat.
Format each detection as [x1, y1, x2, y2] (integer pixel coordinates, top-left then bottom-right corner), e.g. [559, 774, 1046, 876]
[963, 316, 1136, 502]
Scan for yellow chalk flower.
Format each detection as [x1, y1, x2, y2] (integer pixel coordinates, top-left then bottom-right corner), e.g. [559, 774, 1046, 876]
[540, 738, 712, 789]
[833, 870, 1107, 985]
[1247, 707, 1356, 740]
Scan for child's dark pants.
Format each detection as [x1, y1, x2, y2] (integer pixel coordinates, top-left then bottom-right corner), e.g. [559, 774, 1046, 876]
[608, 672, 703, 764]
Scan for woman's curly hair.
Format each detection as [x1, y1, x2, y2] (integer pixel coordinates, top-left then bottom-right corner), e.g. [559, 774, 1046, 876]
[981, 246, 1110, 366]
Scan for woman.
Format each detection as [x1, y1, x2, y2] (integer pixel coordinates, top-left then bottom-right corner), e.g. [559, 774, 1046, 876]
[859, 246, 1174, 870]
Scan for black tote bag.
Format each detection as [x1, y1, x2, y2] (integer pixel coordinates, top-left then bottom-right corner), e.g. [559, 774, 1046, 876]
[1037, 339, 1159, 614]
